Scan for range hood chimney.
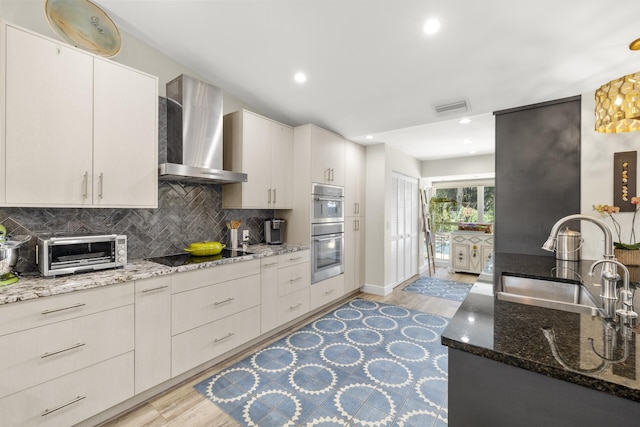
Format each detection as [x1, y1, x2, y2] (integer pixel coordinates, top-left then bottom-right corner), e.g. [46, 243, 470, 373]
[159, 74, 247, 184]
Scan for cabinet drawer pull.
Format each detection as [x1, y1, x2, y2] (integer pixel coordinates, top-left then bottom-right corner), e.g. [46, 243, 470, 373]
[289, 276, 303, 283]
[141, 285, 169, 293]
[288, 256, 303, 261]
[290, 302, 303, 310]
[324, 289, 335, 295]
[214, 332, 234, 343]
[41, 303, 86, 315]
[41, 342, 86, 359]
[264, 262, 278, 267]
[214, 297, 235, 306]
[42, 395, 86, 417]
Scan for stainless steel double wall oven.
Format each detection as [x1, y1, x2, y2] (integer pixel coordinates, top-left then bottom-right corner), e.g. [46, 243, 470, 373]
[310, 183, 344, 284]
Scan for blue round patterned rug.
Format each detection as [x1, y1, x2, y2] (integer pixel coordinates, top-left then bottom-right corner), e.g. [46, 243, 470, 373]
[403, 277, 472, 301]
[194, 299, 449, 426]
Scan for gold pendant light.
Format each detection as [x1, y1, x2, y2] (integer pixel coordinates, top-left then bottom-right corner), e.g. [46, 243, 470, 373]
[595, 72, 640, 133]
[594, 37, 640, 133]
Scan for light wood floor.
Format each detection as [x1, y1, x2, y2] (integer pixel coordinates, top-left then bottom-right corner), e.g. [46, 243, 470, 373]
[101, 266, 477, 427]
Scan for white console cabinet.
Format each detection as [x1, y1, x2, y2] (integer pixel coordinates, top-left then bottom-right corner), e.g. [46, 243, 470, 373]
[450, 231, 494, 274]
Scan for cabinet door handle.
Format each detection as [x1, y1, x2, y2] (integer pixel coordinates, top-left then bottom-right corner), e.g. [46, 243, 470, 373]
[273, 188, 277, 204]
[353, 219, 358, 231]
[41, 342, 86, 359]
[214, 332, 234, 343]
[42, 395, 86, 417]
[289, 276, 303, 283]
[290, 302, 303, 310]
[288, 256, 303, 261]
[41, 303, 86, 315]
[356, 202, 360, 214]
[98, 173, 104, 199]
[330, 168, 334, 181]
[82, 172, 88, 199]
[325, 289, 334, 295]
[268, 188, 272, 204]
[214, 297, 235, 306]
[141, 285, 169, 293]
[263, 261, 278, 267]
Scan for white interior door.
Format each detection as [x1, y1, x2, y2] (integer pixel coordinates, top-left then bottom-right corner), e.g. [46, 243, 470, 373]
[390, 173, 419, 285]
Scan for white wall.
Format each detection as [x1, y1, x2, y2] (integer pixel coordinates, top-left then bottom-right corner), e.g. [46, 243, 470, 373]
[0, 0, 254, 115]
[422, 154, 495, 180]
[581, 92, 640, 259]
[364, 144, 422, 295]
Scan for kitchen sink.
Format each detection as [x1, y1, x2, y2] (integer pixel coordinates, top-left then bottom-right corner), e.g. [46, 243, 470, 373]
[496, 274, 601, 316]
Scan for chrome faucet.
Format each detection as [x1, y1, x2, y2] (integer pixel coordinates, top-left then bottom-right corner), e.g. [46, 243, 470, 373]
[589, 259, 637, 321]
[542, 214, 617, 301]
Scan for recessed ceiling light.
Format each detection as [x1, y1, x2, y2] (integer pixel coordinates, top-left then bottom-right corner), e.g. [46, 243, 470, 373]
[459, 118, 471, 124]
[462, 139, 472, 145]
[423, 18, 440, 35]
[365, 135, 373, 140]
[294, 72, 307, 83]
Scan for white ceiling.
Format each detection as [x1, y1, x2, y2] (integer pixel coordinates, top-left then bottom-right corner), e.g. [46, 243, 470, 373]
[95, 0, 640, 161]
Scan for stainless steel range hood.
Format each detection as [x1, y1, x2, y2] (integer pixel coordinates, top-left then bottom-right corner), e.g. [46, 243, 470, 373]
[159, 74, 247, 184]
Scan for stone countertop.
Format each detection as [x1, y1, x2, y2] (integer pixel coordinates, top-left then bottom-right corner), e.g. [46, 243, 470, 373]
[0, 244, 309, 305]
[442, 253, 640, 402]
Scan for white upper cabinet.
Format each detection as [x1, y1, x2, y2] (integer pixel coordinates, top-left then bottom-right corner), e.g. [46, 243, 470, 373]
[4, 24, 94, 206]
[310, 125, 345, 186]
[1, 23, 158, 208]
[223, 109, 293, 209]
[345, 140, 366, 217]
[93, 58, 158, 207]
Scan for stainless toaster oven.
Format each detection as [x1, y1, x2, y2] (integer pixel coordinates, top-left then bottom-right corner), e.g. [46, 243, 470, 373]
[37, 234, 127, 276]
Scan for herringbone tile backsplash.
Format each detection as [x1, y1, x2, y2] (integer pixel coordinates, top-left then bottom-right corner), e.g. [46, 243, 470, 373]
[0, 182, 273, 273]
[1, 97, 274, 273]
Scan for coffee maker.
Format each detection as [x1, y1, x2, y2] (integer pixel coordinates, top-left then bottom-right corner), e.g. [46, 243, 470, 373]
[265, 219, 285, 245]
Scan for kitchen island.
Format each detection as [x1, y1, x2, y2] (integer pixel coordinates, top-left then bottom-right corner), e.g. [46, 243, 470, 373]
[442, 253, 640, 426]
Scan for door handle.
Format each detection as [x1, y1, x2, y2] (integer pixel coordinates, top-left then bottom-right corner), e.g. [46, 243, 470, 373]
[82, 172, 88, 199]
[98, 173, 104, 199]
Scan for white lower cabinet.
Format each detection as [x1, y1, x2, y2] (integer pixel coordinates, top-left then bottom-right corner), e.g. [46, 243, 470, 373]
[261, 251, 311, 334]
[0, 282, 134, 427]
[0, 352, 134, 427]
[170, 260, 262, 377]
[310, 274, 345, 311]
[172, 306, 261, 376]
[134, 276, 172, 394]
[0, 305, 133, 399]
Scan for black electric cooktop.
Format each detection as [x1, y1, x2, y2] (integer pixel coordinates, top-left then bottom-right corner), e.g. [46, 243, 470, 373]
[147, 249, 253, 267]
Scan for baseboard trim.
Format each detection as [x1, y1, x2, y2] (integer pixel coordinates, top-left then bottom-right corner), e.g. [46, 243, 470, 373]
[361, 282, 396, 296]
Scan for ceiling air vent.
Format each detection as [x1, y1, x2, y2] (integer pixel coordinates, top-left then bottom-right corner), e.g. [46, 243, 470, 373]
[433, 99, 469, 116]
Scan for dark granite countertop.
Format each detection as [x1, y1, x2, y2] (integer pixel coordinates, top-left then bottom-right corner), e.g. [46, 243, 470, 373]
[442, 253, 640, 402]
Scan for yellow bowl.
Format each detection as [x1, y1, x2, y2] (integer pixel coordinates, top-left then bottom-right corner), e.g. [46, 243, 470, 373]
[184, 241, 226, 256]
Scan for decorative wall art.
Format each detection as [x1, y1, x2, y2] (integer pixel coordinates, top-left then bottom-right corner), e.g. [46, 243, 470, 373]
[614, 151, 637, 212]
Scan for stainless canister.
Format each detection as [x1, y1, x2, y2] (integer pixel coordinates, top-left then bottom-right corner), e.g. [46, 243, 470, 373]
[556, 227, 582, 261]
